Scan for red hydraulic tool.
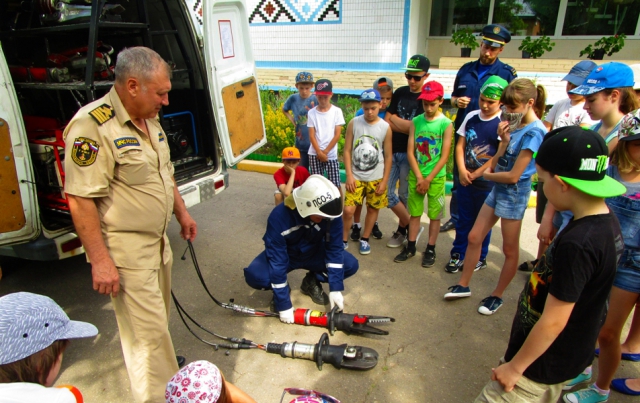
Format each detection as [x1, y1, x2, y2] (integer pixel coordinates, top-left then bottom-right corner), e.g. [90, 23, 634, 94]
[294, 306, 395, 336]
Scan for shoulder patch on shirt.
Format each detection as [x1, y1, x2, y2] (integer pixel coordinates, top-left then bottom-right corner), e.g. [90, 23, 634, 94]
[505, 65, 517, 76]
[158, 132, 166, 142]
[114, 137, 141, 149]
[71, 137, 99, 166]
[88, 104, 114, 125]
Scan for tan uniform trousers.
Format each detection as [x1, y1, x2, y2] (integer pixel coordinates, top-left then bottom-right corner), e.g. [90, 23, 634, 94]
[111, 256, 178, 403]
[475, 378, 568, 403]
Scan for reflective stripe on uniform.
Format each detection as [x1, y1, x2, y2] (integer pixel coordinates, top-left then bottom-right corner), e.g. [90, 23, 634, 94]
[281, 225, 304, 236]
[326, 263, 343, 268]
[272, 282, 288, 289]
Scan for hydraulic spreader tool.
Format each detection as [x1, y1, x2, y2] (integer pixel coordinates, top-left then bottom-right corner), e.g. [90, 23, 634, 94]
[171, 241, 396, 371]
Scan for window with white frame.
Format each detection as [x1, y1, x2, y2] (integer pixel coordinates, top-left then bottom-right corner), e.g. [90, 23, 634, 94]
[429, 0, 640, 37]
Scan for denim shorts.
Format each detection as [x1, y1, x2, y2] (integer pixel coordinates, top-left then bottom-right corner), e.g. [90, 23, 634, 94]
[484, 180, 531, 220]
[613, 249, 640, 294]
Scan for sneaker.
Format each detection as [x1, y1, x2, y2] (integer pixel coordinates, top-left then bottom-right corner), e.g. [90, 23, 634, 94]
[343, 241, 348, 250]
[563, 385, 609, 403]
[440, 220, 455, 232]
[387, 231, 407, 248]
[359, 240, 371, 255]
[445, 253, 463, 273]
[518, 259, 538, 272]
[474, 259, 488, 272]
[563, 371, 593, 391]
[444, 285, 471, 300]
[300, 273, 329, 305]
[478, 296, 504, 315]
[422, 248, 436, 267]
[394, 246, 416, 262]
[350, 224, 361, 241]
[372, 222, 383, 239]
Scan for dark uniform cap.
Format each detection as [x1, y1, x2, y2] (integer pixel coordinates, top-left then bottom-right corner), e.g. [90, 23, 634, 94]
[482, 24, 511, 48]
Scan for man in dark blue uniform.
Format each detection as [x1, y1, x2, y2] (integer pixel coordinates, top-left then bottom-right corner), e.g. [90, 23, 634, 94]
[440, 24, 517, 233]
[244, 175, 359, 323]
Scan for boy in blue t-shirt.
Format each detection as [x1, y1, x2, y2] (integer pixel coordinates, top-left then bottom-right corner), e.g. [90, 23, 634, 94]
[282, 72, 318, 169]
[445, 76, 507, 274]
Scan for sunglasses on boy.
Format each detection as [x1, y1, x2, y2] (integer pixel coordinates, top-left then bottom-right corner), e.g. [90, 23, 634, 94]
[405, 72, 427, 81]
[280, 388, 341, 403]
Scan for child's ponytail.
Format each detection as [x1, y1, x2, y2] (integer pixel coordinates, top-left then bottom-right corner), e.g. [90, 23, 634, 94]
[534, 84, 547, 119]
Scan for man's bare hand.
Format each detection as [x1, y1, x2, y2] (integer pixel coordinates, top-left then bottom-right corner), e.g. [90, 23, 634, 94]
[178, 212, 198, 241]
[92, 259, 120, 297]
[456, 96, 471, 109]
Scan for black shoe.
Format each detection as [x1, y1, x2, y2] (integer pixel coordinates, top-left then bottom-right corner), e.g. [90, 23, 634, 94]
[474, 259, 488, 272]
[350, 224, 361, 241]
[440, 220, 456, 232]
[444, 253, 463, 273]
[372, 222, 383, 239]
[518, 259, 538, 272]
[177, 355, 186, 368]
[422, 248, 436, 267]
[300, 273, 329, 305]
[394, 246, 416, 262]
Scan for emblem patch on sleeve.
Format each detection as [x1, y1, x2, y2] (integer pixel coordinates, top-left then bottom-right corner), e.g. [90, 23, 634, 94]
[71, 137, 100, 166]
[88, 104, 115, 125]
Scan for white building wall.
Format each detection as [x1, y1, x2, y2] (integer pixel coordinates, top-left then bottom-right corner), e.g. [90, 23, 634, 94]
[247, 0, 410, 70]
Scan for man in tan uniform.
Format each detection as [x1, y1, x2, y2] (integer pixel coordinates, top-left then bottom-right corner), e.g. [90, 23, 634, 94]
[63, 47, 197, 403]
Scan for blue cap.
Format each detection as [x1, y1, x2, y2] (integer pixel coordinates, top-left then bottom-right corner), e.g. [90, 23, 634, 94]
[569, 62, 635, 96]
[295, 71, 314, 84]
[481, 24, 511, 47]
[563, 60, 598, 86]
[358, 88, 381, 102]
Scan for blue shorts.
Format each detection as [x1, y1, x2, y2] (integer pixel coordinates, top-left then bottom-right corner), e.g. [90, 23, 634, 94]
[613, 249, 640, 294]
[484, 180, 531, 220]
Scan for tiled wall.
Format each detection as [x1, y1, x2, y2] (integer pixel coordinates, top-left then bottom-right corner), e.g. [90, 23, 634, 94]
[248, 0, 409, 70]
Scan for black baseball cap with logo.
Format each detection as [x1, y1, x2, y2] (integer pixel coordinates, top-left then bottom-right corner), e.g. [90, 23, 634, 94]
[534, 126, 626, 198]
[405, 54, 430, 72]
[314, 79, 333, 95]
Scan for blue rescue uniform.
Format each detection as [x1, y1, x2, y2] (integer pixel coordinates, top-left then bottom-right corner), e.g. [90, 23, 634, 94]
[244, 203, 359, 311]
[452, 59, 517, 130]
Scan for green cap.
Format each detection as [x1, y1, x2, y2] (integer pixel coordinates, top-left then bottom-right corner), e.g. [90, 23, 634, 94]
[480, 76, 508, 100]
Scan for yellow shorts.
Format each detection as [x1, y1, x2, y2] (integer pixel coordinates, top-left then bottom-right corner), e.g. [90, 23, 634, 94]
[344, 179, 388, 209]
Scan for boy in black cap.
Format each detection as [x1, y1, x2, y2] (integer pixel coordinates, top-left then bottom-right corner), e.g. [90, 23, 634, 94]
[442, 24, 517, 234]
[475, 126, 625, 402]
[384, 54, 430, 248]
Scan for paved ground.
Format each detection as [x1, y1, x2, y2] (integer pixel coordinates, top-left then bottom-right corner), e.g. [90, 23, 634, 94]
[1, 169, 638, 402]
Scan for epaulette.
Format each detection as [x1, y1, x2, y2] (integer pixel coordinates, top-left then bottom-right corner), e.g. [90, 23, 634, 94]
[88, 104, 115, 125]
[505, 64, 517, 77]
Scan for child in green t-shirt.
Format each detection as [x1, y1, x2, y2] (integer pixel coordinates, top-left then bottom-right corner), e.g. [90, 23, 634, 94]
[394, 81, 453, 267]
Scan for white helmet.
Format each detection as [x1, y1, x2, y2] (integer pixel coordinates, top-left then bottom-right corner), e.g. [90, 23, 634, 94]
[292, 175, 342, 218]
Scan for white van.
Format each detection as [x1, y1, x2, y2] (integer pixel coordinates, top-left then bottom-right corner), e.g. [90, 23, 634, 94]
[0, 0, 265, 261]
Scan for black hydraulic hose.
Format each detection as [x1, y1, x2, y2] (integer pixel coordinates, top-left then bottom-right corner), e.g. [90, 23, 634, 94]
[181, 240, 278, 318]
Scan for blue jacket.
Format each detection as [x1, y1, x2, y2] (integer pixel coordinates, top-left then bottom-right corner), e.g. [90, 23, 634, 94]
[264, 203, 345, 311]
[452, 58, 517, 129]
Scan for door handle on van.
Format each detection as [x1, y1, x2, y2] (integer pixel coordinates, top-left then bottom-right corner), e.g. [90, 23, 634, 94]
[241, 78, 254, 86]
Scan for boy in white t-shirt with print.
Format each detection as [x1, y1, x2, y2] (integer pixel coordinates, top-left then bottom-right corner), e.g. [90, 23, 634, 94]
[342, 88, 392, 255]
[307, 79, 345, 192]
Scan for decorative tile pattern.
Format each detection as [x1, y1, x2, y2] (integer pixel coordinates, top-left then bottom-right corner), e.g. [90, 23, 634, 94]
[248, 0, 341, 24]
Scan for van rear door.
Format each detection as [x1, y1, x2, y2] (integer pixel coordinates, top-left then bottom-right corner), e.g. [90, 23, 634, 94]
[202, 0, 266, 167]
[0, 45, 41, 245]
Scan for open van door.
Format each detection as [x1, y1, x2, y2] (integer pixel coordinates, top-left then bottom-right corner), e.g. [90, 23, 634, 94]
[0, 45, 41, 246]
[202, 0, 266, 167]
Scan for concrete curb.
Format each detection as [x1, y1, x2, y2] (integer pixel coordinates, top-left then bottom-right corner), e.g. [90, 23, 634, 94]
[235, 159, 537, 206]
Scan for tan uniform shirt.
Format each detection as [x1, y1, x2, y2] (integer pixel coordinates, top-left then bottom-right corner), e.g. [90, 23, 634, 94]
[63, 87, 175, 269]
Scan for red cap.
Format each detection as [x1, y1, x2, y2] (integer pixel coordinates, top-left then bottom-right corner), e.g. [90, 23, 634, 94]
[417, 81, 444, 101]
